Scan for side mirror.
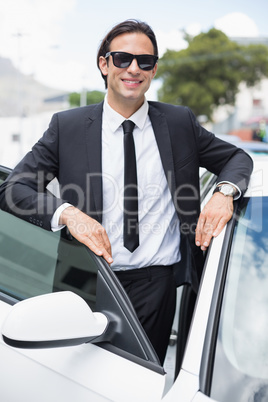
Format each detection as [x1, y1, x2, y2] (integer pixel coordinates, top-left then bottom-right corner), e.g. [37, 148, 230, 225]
[2, 291, 108, 349]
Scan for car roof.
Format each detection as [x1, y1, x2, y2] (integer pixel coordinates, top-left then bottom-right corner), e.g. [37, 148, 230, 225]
[241, 141, 268, 152]
[217, 135, 268, 153]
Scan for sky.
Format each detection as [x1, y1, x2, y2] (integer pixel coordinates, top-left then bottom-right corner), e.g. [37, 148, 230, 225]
[1, 0, 268, 98]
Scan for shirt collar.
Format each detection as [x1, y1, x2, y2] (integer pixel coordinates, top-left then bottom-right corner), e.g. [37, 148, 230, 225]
[103, 95, 149, 133]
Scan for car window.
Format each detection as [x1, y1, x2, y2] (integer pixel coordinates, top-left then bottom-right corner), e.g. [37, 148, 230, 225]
[199, 170, 216, 202]
[0, 167, 98, 308]
[0, 166, 11, 186]
[210, 196, 268, 401]
[0, 209, 98, 310]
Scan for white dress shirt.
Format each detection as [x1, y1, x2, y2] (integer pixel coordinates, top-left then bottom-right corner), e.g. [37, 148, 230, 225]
[101, 97, 181, 270]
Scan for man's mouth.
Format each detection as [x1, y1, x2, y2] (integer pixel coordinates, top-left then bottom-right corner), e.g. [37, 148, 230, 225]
[122, 79, 142, 84]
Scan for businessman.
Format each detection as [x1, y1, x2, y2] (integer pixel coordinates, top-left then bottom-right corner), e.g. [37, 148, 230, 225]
[0, 19, 253, 364]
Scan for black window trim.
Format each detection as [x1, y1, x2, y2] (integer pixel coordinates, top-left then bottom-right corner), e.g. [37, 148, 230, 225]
[88, 250, 165, 375]
[0, 165, 11, 175]
[0, 291, 18, 306]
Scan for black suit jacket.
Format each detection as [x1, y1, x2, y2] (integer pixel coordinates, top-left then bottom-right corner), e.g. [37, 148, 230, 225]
[0, 101, 253, 291]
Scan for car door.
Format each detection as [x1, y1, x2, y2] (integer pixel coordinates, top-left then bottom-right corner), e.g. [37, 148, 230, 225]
[166, 156, 268, 401]
[0, 166, 166, 402]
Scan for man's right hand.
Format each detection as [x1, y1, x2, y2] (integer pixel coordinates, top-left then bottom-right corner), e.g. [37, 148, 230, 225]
[59, 206, 113, 264]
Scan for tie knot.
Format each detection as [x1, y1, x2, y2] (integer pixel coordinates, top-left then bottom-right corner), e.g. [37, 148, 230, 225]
[122, 120, 135, 135]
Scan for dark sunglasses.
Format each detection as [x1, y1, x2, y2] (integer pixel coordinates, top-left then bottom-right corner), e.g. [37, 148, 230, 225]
[105, 51, 158, 71]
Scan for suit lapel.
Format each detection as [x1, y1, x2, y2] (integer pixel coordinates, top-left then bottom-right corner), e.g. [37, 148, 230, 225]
[148, 103, 176, 197]
[84, 102, 104, 223]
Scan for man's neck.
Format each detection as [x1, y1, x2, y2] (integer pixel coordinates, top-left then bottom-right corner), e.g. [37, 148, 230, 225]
[106, 95, 145, 119]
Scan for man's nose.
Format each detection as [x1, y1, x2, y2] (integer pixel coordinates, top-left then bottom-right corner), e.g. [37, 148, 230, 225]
[127, 58, 140, 74]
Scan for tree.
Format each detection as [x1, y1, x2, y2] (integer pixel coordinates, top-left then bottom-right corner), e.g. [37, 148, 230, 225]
[157, 29, 268, 121]
[69, 90, 105, 107]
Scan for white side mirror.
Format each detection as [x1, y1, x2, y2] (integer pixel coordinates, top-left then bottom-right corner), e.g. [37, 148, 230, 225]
[2, 291, 108, 348]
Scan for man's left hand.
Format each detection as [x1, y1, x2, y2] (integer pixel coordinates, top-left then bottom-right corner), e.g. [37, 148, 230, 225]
[195, 193, 234, 251]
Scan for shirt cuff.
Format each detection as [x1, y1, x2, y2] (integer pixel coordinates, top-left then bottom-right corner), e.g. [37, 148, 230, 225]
[51, 203, 73, 232]
[215, 181, 241, 200]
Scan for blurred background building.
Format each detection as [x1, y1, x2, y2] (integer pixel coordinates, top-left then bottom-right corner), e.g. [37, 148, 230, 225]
[212, 36, 268, 140]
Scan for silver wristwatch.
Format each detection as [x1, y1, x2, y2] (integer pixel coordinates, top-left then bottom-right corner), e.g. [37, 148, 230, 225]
[213, 184, 237, 197]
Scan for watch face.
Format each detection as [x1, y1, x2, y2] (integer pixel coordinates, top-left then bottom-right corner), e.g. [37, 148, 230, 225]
[220, 184, 235, 196]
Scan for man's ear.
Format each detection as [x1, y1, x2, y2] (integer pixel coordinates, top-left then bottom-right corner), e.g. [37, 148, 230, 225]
[99, 56, 108, 77]
[152, 63, 158, 79]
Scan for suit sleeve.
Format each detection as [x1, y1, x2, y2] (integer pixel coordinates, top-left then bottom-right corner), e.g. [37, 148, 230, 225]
[0, 113, 64, 230]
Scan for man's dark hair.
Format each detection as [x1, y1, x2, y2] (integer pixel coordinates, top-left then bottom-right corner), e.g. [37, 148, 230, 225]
[97, 19, 158, 88]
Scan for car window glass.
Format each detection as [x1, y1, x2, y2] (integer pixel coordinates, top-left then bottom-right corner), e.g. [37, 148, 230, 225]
[211, 196, 268, 401]
[199, 170, 216, 202]
[199, 170, 213, 190]
[0, 167, 11, 185]
[0, 209, 98, 310]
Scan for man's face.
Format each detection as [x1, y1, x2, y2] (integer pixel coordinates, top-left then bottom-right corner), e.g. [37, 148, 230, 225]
[99, 32, 157, 115]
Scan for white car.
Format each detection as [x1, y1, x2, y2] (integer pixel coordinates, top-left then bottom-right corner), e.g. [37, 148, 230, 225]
[0, 151, 267, 401]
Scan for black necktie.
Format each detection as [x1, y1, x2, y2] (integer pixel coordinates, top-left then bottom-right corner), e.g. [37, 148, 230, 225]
[122, 120, 139, 252]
